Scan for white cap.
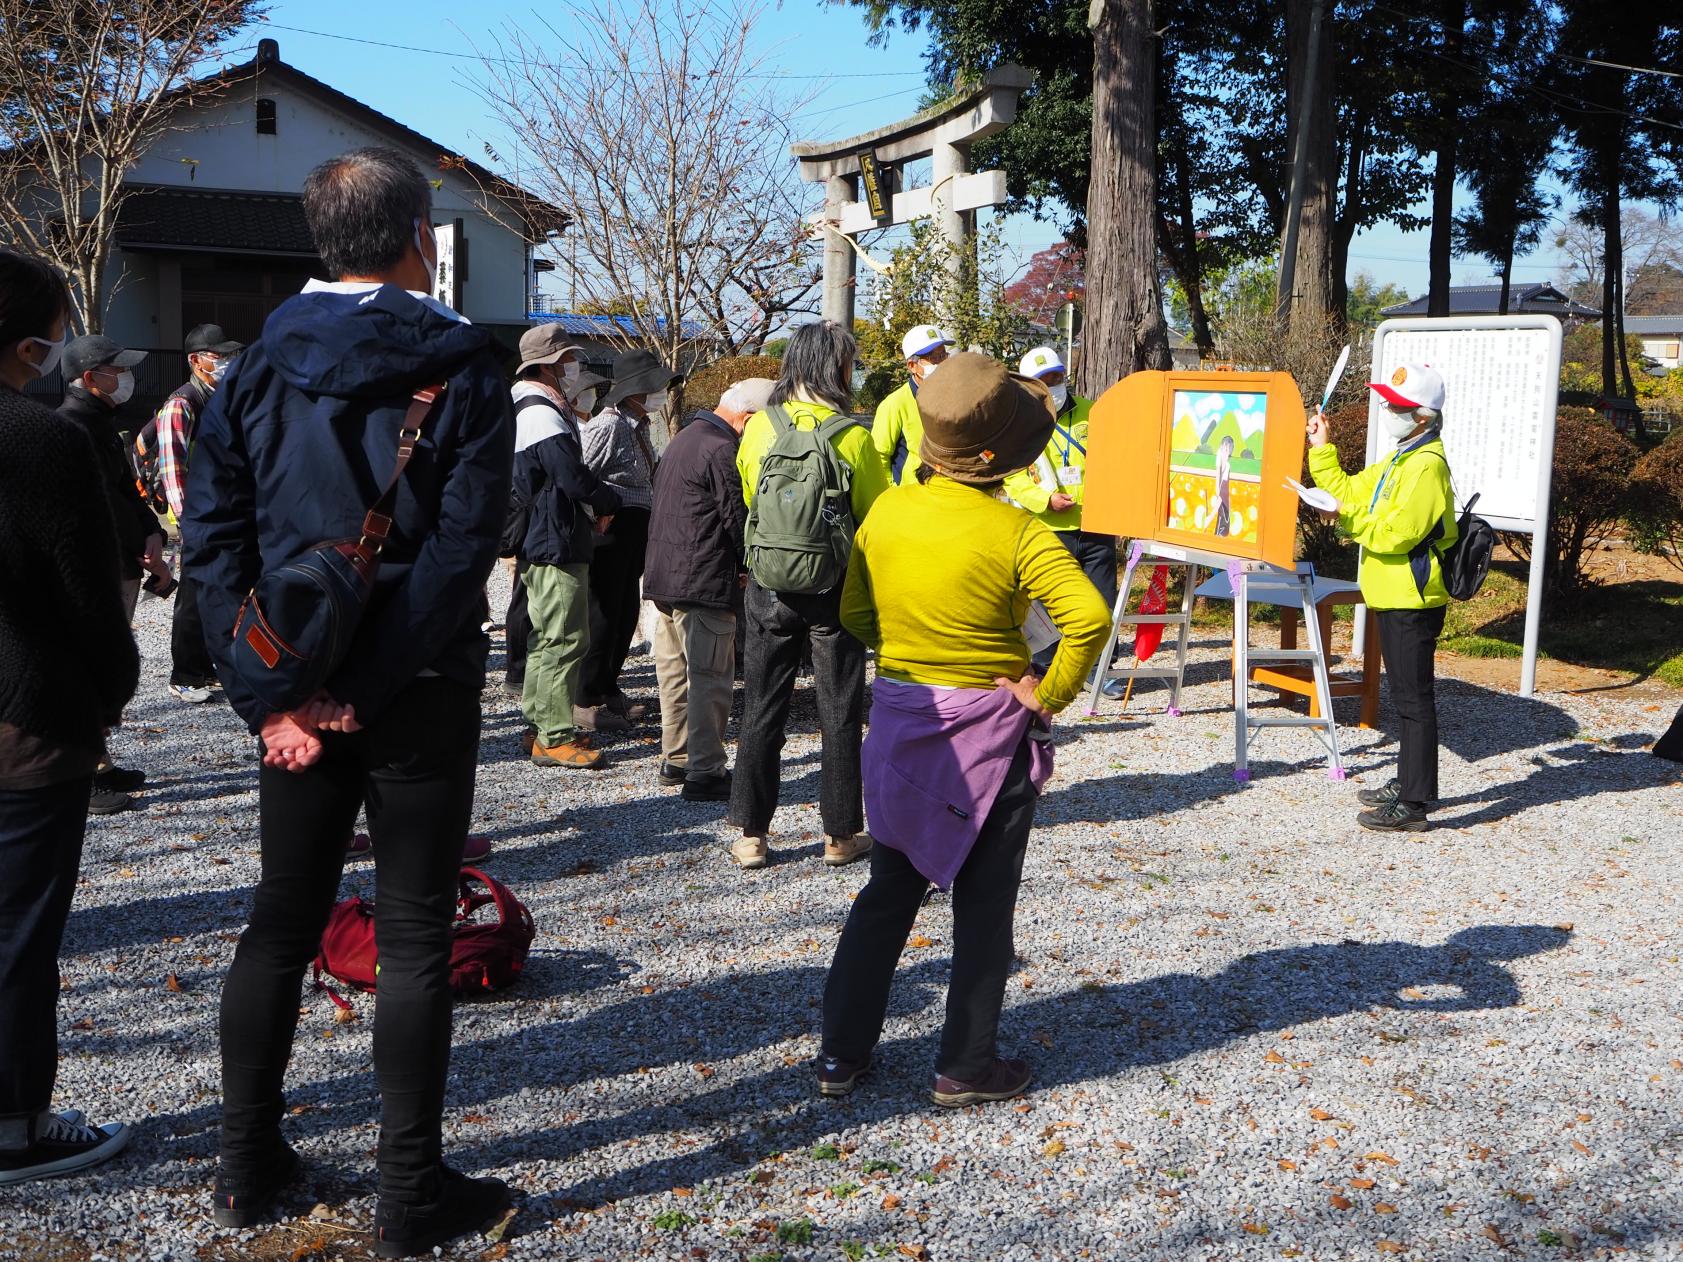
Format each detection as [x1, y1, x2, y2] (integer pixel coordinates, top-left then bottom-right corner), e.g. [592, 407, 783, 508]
[1018, 346, 1065, 379]
[1369, 362, 1446, 412]
[901, 324, 955, 360]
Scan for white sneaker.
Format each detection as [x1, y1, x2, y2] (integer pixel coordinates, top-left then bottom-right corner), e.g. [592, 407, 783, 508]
[731, 836, 769, 870]
[0, 1111, 130, 1186]
[170, 683, 213, 704]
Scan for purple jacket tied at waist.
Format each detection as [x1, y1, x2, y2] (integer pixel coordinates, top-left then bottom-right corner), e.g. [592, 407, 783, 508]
[863, 679, 1054, 890]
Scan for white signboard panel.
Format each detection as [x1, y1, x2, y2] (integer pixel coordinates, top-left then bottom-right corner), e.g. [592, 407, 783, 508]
[1367, 317, 1562, 530]
[432, 221, 463, 313]
[1364, 315, 1564, 697]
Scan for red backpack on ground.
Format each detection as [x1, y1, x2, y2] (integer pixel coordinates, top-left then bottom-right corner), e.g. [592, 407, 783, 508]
[314, 867, 535, 1005]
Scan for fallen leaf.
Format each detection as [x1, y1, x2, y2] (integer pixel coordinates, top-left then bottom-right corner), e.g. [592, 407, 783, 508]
[1041, 1139, 1066, 1158]
[896, 1246, 928, 1261]
[1350, 1178, 1377, 1190]
[1571, 1140, 1590, 1155]
[1330, 1195, 1354, 1210]
[1283, 1251, 1303, 1259]
[882, 1194, 902, 1210]
[1309, 1108, 1335, 1121]
[931, 1155, 954, 1174]
[1264, 1050, 1286, 1065]
[1376, 1202, 1398, 1214]
[1376, 1242, 1404, 1254]
[1483, 1224, 1508, 1249]
[1241, 1222, 1269, 1235]
[333, 1006, 358, 1025]
[461, 1113, 490, 1124]
[1553, 922, 1573, 932]
[694, 1063, 715, 1079]
[1277, 1159, 1297, 1171]
[70, 1018, 94, 1031]
[672, 1187, 693, 1198]
[1365, 1151, 1398, 1165]
[164, 973, 182, 993]
[908, 935, 934, 949]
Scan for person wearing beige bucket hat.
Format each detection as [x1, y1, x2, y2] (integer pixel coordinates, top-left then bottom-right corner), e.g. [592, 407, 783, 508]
[817, 351, 1111, 1108]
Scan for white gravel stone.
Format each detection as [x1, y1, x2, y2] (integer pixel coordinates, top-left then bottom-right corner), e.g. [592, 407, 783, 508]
[1, 565, 1679, 1261]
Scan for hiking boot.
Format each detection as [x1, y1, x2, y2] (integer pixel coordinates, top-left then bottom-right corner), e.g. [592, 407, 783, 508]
[520, 726, 537, 756]
[212, 1142, 303, 1228]
[573, 704, 630, 733]
[532, 735, 604, 770]
[87, 789, 134, 816]
[681, 771, 732, 802]
[0, 1110, 131, 1186]
[372, 1166, 512, 1259]
[1356, 777, 1403, 808]
[93, 765, 146, 793]
[731, 836, 769, 870]
[656, 761, 687, 787]
[170, 682, 213, 704]
[823, 832, 873, 867]
[816, 1054, 871, 1098]
[1358, 800, 1430, 833]
[930, 1057, 1032, 1109]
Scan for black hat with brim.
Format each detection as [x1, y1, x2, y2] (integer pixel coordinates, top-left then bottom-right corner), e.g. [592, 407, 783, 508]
[602, 348, 682, 409]
[184, 322, 245, 356]
[61, 335, 147, 382]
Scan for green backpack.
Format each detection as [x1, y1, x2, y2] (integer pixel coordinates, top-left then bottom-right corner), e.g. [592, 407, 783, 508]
[745, 405, 860, 595]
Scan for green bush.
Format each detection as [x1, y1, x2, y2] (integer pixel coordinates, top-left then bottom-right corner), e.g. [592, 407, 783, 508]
[1627, 429, 1683, 572]
[1506, 408, 1640, 604]
[682, 354, 782, 412]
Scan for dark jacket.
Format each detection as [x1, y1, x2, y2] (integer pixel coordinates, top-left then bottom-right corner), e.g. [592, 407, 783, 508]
[512, 383, 622, 567]
[0, 386, 138, 780]
[57, 386, 161, 579]
[643, 409, 746, 610]
[182, 284, 514, 731]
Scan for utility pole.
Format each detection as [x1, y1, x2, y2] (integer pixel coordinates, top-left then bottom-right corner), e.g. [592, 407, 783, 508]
[1276, 0, 1325, 321]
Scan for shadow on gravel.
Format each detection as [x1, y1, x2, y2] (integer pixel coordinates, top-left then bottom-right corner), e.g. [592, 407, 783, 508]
[1433, 677, 1579, 761]
[446, 924, 1572, 1209]
[1432, 738, 1672, 830]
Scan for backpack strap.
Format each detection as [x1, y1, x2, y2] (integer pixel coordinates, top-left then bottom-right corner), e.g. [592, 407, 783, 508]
[815, 413, 861, 443]
[765, 404, 794, 435]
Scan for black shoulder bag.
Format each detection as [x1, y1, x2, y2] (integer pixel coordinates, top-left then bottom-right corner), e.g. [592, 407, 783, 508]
[230, 382, 446, 714]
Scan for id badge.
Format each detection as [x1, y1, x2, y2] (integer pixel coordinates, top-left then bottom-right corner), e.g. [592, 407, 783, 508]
[1057, 466, 1083, 488]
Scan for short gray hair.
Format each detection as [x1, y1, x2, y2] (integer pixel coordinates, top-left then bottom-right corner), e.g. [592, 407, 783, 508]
[302, 147, 433, 280]
[770, 320, 856, 413]
[719, 377, 775, 416]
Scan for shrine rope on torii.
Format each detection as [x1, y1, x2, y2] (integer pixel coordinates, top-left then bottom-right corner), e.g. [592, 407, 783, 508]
[790, 65, 1034, 329]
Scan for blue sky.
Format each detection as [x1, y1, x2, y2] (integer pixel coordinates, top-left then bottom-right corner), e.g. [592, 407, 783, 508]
[242, 0, 1607, 310]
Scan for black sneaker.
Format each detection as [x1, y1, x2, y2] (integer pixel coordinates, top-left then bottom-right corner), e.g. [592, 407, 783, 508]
[1358, 800, 1430, 832]
[87, 790, 134, 816]
[816, 1053, 871, 1098]
[212, 1143, 303, 1228]
[930, 1057, 1032, 1108]
[93, 765, 146, 792]
[681, 771, 732, 802]
[656, 761, 687, 787]
[1356, 777, 1402, 808]
[0, 1111, 131, 1186]
[373, 1166, 512, 1259]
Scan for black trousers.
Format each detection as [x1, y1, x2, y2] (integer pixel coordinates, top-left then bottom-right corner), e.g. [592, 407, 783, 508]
[0, 776, 92, 1123]
[1376, 605, 1446, 804]
[822, 740, 1038, 1081]
[729, 579, 865, 838]
[504, 564, 531, 688]
[1032, 530, 1118, 672]
[582, 508, 650, 704]
[170, 574, 216, 685]
[219, 679, 480, 1201]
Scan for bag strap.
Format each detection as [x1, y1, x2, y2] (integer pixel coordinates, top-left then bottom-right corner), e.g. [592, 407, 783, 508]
[765, 404, 793, 436]
[459, 865, 531, 933]
[356, 382, 447, 562]
[816, 413, 860, 443]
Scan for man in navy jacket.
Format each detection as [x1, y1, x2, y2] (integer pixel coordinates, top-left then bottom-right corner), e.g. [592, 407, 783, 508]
[181, 147, 514, 1257]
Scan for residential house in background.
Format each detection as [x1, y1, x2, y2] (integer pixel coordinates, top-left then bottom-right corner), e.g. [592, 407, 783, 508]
[1379, 282, 1602, 322]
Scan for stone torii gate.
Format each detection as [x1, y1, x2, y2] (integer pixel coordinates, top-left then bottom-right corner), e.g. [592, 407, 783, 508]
[790, 65, 1034, 328]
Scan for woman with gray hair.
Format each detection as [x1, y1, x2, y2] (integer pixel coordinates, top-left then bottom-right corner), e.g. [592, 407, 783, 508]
[727, 321, 890, 870]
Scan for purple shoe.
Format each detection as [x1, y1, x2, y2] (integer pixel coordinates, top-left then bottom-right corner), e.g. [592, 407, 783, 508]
[816, 1053, 871, 1098]
[930, 1057, 1032, 1108]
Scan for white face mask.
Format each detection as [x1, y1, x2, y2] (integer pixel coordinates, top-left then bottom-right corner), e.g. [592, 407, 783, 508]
[574, 387, 598, 414]
[414, 219, 438, 294]
[108, 370, 136, 405]
[643, 390, 669, 415]
[23, 332, 66, 379]
[1381, 407, 1421, 441]
[198, 354, 229, 385]
[562, 359, 581, 381]
[1047, 384, 1068, 411]
[917, 358, 940, 382]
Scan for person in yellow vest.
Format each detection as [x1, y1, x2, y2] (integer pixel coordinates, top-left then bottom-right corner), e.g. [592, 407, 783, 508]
[871, 324, 953, 483]
[1306, 362, 1457, 834]
[1002, 347, 1119, 688]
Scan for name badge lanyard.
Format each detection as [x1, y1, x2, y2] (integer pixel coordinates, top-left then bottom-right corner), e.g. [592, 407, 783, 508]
[1051, 424, 1085, 467]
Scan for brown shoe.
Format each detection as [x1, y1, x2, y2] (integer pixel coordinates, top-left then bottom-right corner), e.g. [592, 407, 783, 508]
[823, 832, 873, 867]
[520, 726, 536, 755]
[730, 836, 769, 869]
[930, 1057, 1032, 1108]
[531, 735, 604, 770]
[573, 704, 630, 733]
[605, 691, 650, 722]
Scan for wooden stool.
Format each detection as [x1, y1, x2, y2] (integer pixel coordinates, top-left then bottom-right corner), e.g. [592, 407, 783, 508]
[1251, 585, 1380, 729]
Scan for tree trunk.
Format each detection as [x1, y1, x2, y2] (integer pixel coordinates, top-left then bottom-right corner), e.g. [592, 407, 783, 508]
[1498, 243, 1512, 315]
[1079, 0, 1172, 394]
[1282, 0, 1338, 330]
[1601, 187, 1621, 400]
[1426, 0, 1465, 319]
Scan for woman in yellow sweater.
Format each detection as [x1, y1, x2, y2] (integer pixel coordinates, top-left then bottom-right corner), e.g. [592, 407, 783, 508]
[819, 352, 1110, 1108]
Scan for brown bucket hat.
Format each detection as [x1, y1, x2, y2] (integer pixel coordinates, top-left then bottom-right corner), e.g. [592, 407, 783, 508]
[916, 351, 1056, 484]
[517, 323, 584, 375]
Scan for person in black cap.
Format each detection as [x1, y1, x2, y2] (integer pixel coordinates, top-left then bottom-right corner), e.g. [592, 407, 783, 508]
[147, 322, 242, 703]
[578, 348, 679, 728]
[56, 334, 168, 814]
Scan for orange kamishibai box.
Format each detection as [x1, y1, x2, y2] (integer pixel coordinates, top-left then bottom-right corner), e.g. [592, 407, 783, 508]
[1082, 370, 1307, 572]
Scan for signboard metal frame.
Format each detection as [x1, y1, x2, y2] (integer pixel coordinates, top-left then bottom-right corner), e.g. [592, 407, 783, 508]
[1366, 315, 1563, 696]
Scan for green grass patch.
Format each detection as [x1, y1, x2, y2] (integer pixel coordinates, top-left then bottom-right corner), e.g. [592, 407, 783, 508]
[810, 1142, 841, 1161]
[652, 1209, 696, 1230]
[776, 1218, 816, 1245]
[860, 1159, 901, 1175]
[829, 1181, 860, 1200]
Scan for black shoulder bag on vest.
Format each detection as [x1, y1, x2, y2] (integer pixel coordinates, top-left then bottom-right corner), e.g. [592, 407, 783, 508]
[1411, 449, 1496, 601]
[230, 382, 446, 714]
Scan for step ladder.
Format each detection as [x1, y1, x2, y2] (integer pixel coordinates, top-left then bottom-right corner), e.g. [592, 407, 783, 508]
[1229, 560, 1346, 782]
[1084, 541, 1199, 716]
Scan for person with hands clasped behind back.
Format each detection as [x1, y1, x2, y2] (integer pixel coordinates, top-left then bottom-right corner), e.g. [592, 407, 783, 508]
[817, 352, 1109, 1109]
[1306, 362, 1457, 835]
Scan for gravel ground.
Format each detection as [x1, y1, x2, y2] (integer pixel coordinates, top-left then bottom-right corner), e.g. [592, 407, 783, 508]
[2, 565, 1680, 1262]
